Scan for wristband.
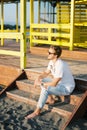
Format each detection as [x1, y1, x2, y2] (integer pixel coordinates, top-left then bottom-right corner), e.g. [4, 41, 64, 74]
[41, 82, 44, 86]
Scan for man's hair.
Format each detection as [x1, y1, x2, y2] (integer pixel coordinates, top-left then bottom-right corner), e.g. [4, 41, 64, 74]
[50, 45, 62, 58]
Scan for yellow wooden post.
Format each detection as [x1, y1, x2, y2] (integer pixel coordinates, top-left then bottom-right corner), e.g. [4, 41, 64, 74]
[16, 2, 19, 43]
[20, 0, 26, 69]
[30, 0, 34, 47]
[70, 0, 75, 50]
[1, 0, 4, 46]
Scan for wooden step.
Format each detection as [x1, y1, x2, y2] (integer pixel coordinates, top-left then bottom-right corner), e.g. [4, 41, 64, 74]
[16, 79, 41, 94]
[16, 79, 84, 106]
[6, 89, 74, 118]
[60, 90, 84, 105]
[23, 69, 87, 96]
[25, 69, 41, 80]
[25, 69, 87, 91]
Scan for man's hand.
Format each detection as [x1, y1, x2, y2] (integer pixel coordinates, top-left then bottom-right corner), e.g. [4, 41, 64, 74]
[34, 78, 41, 88]
[42, 83, 48, 89]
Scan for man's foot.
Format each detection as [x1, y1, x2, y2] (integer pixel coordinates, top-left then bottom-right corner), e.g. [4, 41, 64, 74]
[25, 108, 41, 119]
[46, 99, 55, 104]
[25, 112, 39, 119]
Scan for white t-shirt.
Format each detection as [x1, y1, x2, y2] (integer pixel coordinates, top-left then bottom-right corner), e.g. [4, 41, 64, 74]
[47, 58, 75, 93]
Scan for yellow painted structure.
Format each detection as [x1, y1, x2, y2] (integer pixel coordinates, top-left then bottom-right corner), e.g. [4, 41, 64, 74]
[0, 0, 87, 69]
[30, 0, 87, 50]
[0, 0, 27, 69]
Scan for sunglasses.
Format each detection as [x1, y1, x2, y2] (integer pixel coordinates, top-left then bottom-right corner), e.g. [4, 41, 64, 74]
[48, 51, 56, 55]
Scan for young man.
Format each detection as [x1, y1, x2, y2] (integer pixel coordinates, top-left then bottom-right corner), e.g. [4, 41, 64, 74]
[25, 45, 75, 119]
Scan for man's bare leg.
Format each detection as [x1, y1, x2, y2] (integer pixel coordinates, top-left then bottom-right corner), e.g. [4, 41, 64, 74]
[25, 108, 41, 119]
[46, 95, 55, 104]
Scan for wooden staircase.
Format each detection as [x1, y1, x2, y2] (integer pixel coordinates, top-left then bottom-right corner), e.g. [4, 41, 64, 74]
[5, 69, 87, 130]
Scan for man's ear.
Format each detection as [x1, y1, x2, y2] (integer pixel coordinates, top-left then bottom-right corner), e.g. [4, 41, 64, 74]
[55, 55, 58, 58]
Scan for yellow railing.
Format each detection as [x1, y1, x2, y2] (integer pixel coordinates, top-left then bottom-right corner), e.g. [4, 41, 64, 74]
[0, 29, 30, 39]
[30, 23, 71, 48]
[30, 23, 87, 49]
[0, 30, 18, 32]
[0, 32, 21, 39]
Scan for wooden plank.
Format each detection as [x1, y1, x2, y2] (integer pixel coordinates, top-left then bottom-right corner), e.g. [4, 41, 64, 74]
[6, 91, 37, 105]
[60, 93, 83, 105]
[70, 91, 87, 119]
[16, 80, 41, 94]
[0, 66, 25, 96]
[0, 65, 22, 86]
[0, 65, 21, 77]
[25, 69, 41, 80]
[0, 75, 16, 86]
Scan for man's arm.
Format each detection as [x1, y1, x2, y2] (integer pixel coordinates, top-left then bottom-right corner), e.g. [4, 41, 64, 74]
[42, 77, 62, 89]
[38, 69, 51, 79]
[34, 69, 51, 87]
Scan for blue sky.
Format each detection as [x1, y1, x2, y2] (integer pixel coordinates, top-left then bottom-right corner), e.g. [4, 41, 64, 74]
[3, 2, 38, 25]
